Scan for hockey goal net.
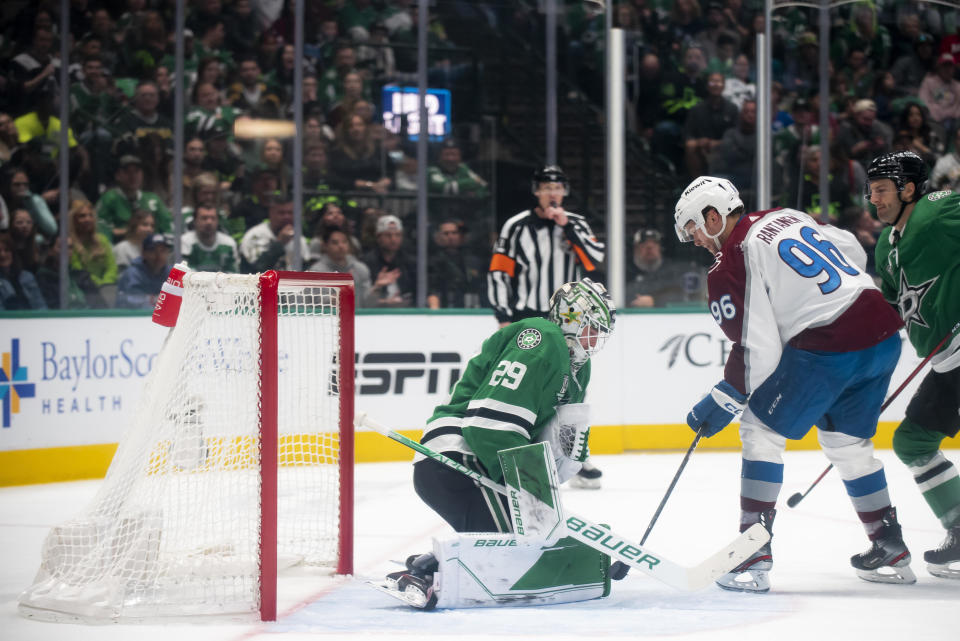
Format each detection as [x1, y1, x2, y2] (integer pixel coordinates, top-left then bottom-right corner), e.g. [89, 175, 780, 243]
[18, 271, 354, 622]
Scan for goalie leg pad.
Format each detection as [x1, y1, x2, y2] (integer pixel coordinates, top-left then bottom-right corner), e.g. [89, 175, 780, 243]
[498, 443, 565, 540]
[432, 533, 610, 609]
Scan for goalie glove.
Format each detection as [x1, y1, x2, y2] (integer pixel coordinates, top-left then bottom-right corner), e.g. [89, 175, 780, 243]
[686, 381, 747, 438]
[537, 403, 591, 483]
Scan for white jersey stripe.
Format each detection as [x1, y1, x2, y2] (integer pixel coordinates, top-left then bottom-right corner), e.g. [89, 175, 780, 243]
[462, 417, 531, 439]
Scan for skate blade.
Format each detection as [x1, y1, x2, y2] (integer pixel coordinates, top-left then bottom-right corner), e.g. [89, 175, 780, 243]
[716, 570, 770, 593]
[567, 475, 602, 490]
[855, 564, 917, 584]
[366, 580, 433, 609]
[927, 562, 960, 580]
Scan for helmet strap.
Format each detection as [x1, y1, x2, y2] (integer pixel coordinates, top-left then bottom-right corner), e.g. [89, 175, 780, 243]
[890, 182, 917, 230]
[701, 209, 726, 250]
[891, 197, 907, 229]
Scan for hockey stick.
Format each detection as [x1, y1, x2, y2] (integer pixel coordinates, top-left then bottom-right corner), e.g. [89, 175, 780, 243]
[356, 412, 770, 591]
[610, 429, 703, 580]
[787, 324, 959, 508]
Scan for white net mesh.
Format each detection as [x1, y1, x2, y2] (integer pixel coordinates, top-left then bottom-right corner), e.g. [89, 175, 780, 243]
[18, 272, 350, 622]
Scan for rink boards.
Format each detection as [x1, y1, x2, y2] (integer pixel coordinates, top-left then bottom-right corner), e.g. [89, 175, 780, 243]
[0, 309, 949, 485]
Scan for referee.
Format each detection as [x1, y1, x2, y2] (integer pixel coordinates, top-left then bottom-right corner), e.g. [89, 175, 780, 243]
[486, 165, 606, 489]
[487, 165, 605, 327]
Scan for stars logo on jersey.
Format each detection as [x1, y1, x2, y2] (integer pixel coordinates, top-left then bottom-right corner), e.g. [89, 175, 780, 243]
[517, 328, 542, 350]
[897, 269, 937, 331]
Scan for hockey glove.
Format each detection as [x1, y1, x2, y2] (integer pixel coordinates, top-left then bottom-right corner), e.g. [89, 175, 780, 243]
[686, 381, 747, 438]
[554, 403, 591, 462]
[536, 403, 591, 483]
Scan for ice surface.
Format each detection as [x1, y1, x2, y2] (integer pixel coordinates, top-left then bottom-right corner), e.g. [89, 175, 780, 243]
[2, 450, 956, 641]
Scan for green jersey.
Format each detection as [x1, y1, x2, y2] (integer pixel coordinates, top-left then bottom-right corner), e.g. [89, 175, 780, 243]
[422, 317, 589, 482]
[875, 190, 960, 365]
[180, 231, 239, 273]
[96, 188, 173, 240]
[427, 164, 489, 197]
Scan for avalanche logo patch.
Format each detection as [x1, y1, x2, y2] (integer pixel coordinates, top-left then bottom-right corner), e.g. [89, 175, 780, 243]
[517, 329, 542, 350]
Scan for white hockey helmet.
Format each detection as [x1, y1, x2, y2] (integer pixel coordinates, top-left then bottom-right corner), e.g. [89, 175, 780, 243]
[674, 176, 743, 243]
[548, 278, 616, 366]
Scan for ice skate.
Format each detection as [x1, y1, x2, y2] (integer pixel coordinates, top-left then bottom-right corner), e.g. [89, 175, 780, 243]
[371, 552, 439, 609]
[716, 509, 774, 593]
[568, 458, 602, 489]
[370, 572, 438, 609]
[850, 507, 916, 584]
[924, 524, 960, 579]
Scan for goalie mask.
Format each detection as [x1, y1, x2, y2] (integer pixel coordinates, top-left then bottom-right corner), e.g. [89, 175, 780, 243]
[674, 176, 743, 244]
[548, 278, 616, 366]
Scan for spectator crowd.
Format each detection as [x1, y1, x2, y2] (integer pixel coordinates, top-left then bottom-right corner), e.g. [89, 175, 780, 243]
[614, 0, 959, 266]
[0, 0, 957, 311]
[0, 0, 489, 311]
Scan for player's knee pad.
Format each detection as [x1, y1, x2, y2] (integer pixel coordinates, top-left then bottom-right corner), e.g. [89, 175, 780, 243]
[892, 418, 944, 467]
[739, 414, 787, 465]
[817, 430, 883, 481]
[433, 533, 610, 609]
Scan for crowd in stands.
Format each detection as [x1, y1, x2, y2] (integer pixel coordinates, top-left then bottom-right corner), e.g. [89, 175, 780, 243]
[0, 0, 491, 311]
[614, 0, 959, 240]
[0, 1, 958, 311]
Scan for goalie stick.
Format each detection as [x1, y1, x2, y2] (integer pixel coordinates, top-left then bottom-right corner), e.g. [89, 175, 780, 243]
[356, 412, 770, 592]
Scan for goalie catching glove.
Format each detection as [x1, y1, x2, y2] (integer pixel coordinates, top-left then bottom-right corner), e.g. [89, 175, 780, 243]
[537, 403, 591, 483]
[687, 381, 747, 437]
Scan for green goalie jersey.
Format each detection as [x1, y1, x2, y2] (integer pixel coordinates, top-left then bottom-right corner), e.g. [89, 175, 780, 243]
[875, 189, 960, 366]
[421, 317, 589, 482]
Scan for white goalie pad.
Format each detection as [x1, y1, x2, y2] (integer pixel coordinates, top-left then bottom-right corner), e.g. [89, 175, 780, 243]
[432, 533, 609, 609]
[498, 443, 565, 541]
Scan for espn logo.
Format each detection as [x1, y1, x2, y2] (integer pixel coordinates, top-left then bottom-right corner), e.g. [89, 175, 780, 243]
[355, 352, 461, 395]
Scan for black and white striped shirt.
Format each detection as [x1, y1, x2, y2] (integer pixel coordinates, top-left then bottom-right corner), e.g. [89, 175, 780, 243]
[487, 210, 605, 323]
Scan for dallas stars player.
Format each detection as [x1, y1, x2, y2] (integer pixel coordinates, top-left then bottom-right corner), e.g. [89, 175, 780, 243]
[869, 150, 960, 579]
[382, 279, 616, 608]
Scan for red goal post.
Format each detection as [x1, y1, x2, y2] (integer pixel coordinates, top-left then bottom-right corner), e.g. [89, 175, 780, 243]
[260, 271, 355, 621]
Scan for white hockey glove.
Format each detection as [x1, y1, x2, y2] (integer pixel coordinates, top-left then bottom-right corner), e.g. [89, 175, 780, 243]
[536, 403, 592, 483]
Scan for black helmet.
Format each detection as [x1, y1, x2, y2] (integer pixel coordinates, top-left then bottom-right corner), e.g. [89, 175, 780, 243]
[865, 151, 928, 200]
[532, 165, 569, 195]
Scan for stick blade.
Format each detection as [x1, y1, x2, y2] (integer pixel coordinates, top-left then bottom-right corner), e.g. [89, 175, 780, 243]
[684, 523, 771, 590]
[786, 493, 803, 508]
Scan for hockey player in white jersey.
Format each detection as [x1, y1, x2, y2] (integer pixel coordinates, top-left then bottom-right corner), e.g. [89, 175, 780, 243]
[674, 176, 915, 592]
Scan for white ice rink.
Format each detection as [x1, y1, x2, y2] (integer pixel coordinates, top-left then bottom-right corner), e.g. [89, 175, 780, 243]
[2, 449, 957, 641]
